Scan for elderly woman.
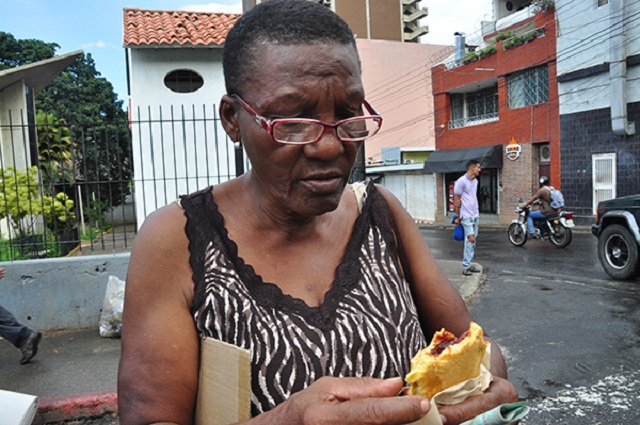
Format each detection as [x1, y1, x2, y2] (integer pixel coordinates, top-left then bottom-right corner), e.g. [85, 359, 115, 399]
[117, 0, 518, 424]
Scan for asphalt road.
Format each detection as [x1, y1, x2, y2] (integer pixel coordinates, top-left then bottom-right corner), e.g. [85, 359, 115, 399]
[421, 226, 640, 425]
[47, 226, 640, 424]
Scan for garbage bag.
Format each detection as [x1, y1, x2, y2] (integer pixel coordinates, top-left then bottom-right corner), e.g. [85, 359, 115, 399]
[99, 275, 126, 338]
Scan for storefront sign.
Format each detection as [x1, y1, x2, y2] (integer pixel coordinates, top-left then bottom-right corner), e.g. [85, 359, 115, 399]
[505, 137, 521, 161]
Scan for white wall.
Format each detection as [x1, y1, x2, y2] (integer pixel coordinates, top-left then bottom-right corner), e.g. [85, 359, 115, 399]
[382, 173, 436, 221]
[129, 47, 228, 109]
[0, 80, 32, 171]
[0, 80, 37, 239]
[128, 47, 237, 226]
[557, 0, 640, 115]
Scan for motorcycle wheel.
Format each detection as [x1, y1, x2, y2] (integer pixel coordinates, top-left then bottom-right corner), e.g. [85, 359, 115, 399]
[549, 224, 572, 248]
[508, 223, 527, 246]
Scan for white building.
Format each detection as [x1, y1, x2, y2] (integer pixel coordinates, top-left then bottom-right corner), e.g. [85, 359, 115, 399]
[556, 0, 640, 216]
[123, 8, 241, 225]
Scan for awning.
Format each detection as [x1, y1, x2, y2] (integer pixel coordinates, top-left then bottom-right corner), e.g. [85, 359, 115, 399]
[423, 144, 503, 174]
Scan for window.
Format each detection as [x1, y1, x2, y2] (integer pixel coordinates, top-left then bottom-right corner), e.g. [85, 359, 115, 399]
[597, 0, 609, 6]
[164, 69, 204, 93]
[507, 65, 548, 109]
[449, 85, 498, 129]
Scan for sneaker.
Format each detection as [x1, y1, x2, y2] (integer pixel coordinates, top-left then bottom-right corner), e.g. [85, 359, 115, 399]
[19, 330, 42, 365]
[462, 268, 472, 276]
[467, 264, 481, 273]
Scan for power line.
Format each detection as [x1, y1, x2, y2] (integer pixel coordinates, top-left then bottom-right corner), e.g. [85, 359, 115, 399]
[369, 4, 640, 137]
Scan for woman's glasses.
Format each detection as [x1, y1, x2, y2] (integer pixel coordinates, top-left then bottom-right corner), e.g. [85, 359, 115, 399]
[232, 94, 383, 145]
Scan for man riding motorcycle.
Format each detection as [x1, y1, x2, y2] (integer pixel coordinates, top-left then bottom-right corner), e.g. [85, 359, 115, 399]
[523, 176, 555, 239]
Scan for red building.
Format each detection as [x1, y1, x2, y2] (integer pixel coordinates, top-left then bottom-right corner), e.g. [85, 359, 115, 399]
[425, 8, 558, 225]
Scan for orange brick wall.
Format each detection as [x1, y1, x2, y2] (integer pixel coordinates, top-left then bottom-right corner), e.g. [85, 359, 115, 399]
[432, 11, 559, 224]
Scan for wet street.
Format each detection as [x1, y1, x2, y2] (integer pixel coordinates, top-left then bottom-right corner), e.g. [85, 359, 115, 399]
[57, 226, 640, 425]
[422, 226, 640, 424]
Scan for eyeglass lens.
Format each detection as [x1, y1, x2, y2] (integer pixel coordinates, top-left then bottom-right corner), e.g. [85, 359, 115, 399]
[272, 117, 380, 144]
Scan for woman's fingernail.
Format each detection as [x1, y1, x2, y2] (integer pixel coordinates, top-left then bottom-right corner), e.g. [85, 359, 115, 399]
[420, 399, 430, 414]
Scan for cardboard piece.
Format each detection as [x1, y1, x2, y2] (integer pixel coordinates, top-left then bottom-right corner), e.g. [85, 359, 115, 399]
[0, 389, 38, 425]
[195, 337, 251, 425]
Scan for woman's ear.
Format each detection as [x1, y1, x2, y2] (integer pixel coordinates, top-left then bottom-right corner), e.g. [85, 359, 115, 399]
[219, 94, 240, 142]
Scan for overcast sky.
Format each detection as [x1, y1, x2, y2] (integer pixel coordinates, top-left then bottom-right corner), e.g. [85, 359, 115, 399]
[2, 0, 492, 103]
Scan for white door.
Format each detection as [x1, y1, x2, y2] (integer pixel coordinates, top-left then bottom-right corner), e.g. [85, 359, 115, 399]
[405, 174, 436, 221]
[592, 153, 616, 214]
[384, 175, 406, 207]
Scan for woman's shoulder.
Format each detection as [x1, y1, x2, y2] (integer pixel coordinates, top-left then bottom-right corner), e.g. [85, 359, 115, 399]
[371, 182, 402, 210]
[136, 202, 189, 250]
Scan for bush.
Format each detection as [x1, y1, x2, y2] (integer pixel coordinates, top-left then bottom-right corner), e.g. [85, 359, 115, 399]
[532, 0, 555, 13]
[478, 45, 497, 59]
[504, 35, 525, 50]
[464, 52, 479, 63]
[496, 31, 514, 42]
[42, 192, 76, 233]
[0, 166, 42, 238]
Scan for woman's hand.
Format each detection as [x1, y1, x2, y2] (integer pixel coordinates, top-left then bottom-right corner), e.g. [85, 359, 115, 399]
[259, 376, 429, 425]
[437, 377, 519, 425]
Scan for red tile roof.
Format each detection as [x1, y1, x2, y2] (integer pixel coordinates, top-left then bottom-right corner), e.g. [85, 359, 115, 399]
[123, 8, 240, 47]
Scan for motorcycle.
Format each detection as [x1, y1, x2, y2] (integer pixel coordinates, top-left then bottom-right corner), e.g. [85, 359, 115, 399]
[507, 203, 575, 248]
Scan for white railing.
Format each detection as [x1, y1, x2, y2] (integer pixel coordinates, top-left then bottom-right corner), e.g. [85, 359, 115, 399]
[496, 5, 534, 32]
[448, 112, 499, 129]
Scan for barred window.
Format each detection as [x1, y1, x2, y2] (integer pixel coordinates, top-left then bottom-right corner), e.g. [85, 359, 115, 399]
[164, 69, 204, 94]
[507, 66, 548, 110]
[451, 93, 465, 122]
[450, 85, 498, 128]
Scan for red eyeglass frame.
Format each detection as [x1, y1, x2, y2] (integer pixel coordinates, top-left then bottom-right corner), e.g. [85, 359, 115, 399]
[232, 94, 383, 144]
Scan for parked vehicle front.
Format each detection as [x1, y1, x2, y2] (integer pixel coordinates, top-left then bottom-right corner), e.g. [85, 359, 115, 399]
[592, 194, 640, 280]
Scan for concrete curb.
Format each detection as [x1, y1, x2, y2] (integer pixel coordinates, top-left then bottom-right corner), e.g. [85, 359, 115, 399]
[458, 269, 487, 303]
[417, 222, 593, 234]
[35, 390, 118, 424]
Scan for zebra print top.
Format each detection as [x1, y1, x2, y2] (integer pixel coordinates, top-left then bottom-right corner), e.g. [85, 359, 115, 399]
[181, 180, 427, 416]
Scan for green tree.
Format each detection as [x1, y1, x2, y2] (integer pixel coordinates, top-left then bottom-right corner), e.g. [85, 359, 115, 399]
[0, 32, 58, 70]
[37, 110, 74, 190]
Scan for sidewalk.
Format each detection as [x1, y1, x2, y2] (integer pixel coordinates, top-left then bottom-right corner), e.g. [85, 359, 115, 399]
[0, 259, 484, 424]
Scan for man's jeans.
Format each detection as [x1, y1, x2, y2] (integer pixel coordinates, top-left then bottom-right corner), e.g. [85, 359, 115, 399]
[0, 304, 29, 348]
[527, 210, 546, 234]
[462, 217, 479, 269]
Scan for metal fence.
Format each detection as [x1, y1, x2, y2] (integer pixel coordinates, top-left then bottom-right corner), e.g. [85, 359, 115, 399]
[0, 105, 242, 261]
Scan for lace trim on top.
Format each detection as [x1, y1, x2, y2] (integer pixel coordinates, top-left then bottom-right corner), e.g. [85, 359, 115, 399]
[181, 181, 393, 329]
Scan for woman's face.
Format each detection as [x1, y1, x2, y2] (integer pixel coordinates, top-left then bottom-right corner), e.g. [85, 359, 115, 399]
[232, 43, 365, 219]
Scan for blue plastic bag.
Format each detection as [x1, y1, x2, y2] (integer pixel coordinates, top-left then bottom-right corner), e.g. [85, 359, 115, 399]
[452, 215, 464, 241]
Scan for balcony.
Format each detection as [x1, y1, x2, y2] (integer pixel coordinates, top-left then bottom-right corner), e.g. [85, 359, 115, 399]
[403, 0, 429, 41]
[442, 12, 546, 71]
[448, 112, 499, 130]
